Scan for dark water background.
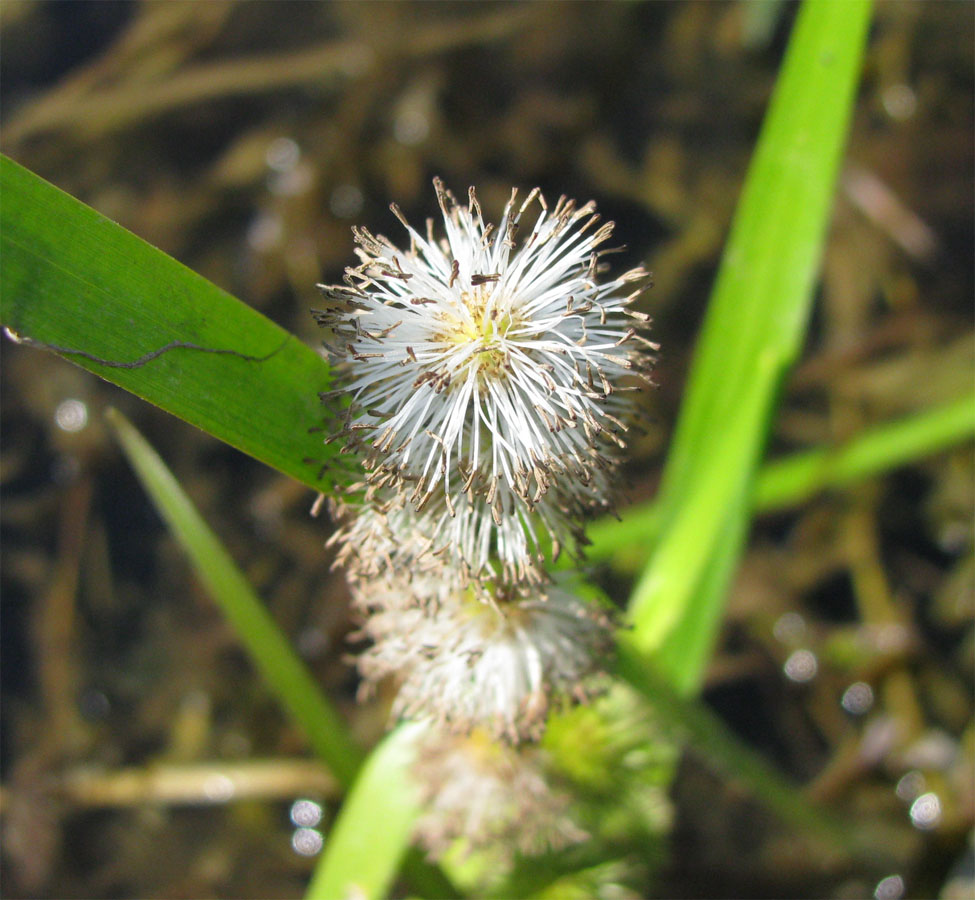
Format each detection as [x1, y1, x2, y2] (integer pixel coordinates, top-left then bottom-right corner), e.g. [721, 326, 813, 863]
[1, 2, 972, 897]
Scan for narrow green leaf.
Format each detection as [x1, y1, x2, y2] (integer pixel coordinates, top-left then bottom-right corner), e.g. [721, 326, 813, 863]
[1, 155, 339, 492]
[306, 722, 426, 900]
[106, 409, 363, 787]
[586, 392, 975, 570]
[657, 1, 873, 504]
[753, 390, 975, 509]
[629, 377, 768, 658]
[627, 0, 873, 691]
[648, 512, 750, 697]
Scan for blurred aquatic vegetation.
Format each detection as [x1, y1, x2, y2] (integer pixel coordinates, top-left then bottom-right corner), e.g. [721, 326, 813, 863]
[1, 1, 973, 898]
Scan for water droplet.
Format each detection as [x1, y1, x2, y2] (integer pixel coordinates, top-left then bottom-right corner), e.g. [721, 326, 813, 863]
[895, 770, 926, 803]
[901, 730, 958, 770]
[773, 611, 806, 644]
[330, 184, 364, 219]
[783, 648, 818, 683]
[871, 622, 910, 654]
[881, 84, 917, 121]
[79, 688, 111, 721]
[860, 717, 898, 764]
[290, 798, 323, 828]
[841, 681, 874, 715]
[202, 774, 235, 803]
[394, 109, 430, 145]
[51, 454, 81, 484]
[909, 791, 942, 830]
[291, 827, 323, 856]
[269, 164, 313, 197]
[219, 731, 252, 758]
[297, 626, 330, 659]
[874, 874, 905, 900]
[247, 212, 283, 252]
[266, 137, 300, 173]
[55, 399, 88, 432]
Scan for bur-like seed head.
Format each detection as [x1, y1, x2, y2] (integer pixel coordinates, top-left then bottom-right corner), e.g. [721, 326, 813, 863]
[353, 574, 615, 742]
[316, 179, 654, 581]
[326, 472, 614, 590]
[411, 728, 586, 862]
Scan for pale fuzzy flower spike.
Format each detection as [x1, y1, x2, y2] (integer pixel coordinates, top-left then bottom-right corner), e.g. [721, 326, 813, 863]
[353, 574, 615, 743]
[411, 728, 587, 863]
[316, 179, 655, 576]
[326, 470, 614, 591]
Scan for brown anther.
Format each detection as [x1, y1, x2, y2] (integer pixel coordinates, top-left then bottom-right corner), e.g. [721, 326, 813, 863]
[468, 186, 481, 219]
[491, 497, 503, 526]
[390, 203, 410, 228]
[471, 273, 500, 286]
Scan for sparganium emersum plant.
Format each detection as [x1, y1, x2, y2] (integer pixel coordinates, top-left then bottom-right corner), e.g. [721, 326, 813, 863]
[315, 178, 654, 851]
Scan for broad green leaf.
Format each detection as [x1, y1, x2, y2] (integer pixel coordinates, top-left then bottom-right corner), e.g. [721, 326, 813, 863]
[627, 0, 873, 692]
[306, 722, 426, 900]
[1, 154, 340, 493]
[106, 408, 363, 787]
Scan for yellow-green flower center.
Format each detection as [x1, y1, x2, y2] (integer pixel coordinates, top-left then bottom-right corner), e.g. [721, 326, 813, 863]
[441, 289, 518, 384]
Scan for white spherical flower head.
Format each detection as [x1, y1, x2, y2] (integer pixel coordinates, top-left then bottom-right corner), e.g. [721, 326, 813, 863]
[327, 469, 615, 590]
[326, 494, 444, 587]
[316, 179, 654, 534]
[355, 577, 614, 742]
[411, 729, 586, 862]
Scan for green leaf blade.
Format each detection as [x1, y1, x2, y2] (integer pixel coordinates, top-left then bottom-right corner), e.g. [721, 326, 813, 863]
[661, 0, 873, 503]
[1, 154, 338, 492]
[306, 722, 426, 900]
[585, 393, 975, 572]
[627, 0, 873, 691]
[754, 391, 975, 509]
[106, 409, 362, 787]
